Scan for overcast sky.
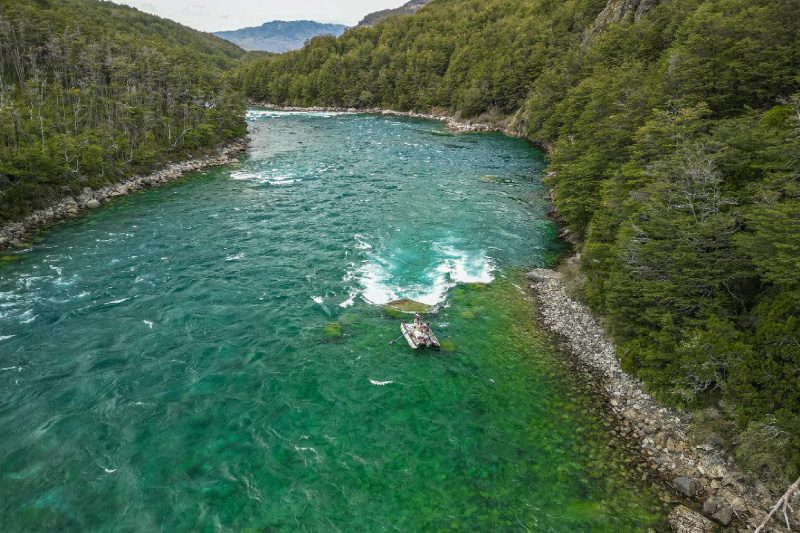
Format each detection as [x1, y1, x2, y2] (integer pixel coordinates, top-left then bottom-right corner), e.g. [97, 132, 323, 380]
[113, 0, 405, 32]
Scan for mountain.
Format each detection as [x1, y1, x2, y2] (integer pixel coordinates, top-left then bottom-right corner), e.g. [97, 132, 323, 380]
[357, 0, 432, 27]
[0, 0, 247, 220]
[215, 21, 348, 53]
[237, 0, 800, 486]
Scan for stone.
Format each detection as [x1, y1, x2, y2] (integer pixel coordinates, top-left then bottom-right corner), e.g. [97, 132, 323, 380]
[668, 505, 715, 533]
[623, 409, 638, 421]
[707, 464, 726, 479]
[712, 506, 734, 526]
[729, 496, 746, 513]
[702, 497, 721, 515]
[674, 477, 697, 497]
[86, 199, 101, 209]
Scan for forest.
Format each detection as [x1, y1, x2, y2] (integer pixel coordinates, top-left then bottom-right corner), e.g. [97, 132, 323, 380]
[234, 0, 800, 485]
[0, 0, 247, 220]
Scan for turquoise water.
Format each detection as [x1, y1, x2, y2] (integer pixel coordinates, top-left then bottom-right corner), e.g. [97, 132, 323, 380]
[0, 110, 669, 531]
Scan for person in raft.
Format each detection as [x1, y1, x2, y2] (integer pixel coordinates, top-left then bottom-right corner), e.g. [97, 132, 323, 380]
[413, 314, 426, 341]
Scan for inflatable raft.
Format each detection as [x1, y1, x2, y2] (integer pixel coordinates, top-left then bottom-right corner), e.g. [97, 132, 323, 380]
[400, 321, 441, 350]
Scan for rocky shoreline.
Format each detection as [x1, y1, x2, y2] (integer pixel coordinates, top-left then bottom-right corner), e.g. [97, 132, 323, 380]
[253, 103, 527, 138]
[0, 138, 250, 251]
[526, 268, 794, 532]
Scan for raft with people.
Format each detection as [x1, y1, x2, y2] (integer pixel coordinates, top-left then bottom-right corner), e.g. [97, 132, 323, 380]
[400, 314, 441, 350]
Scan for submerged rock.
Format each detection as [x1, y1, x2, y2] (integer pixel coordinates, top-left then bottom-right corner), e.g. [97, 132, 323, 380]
[385, 299, 430, 314]
[480, 175, 515, 184]
[324, 322, 342, 337]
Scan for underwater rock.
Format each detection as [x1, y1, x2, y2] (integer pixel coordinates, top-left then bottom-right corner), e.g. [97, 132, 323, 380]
[385, 299, 431, 314]
[324, 323, 342, 337]
[480, 175, 515, 184]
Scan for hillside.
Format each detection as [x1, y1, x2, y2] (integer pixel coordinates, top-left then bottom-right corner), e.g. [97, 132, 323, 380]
[235, 0, 800, 486]
[0, 0, 247, 220]
[358, 0, 432, 27]
[215, 20, 348, 53]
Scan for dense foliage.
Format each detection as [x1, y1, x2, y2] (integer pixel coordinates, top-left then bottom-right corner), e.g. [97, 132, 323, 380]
[236, 0, 800, 483]
[0, 0, 247, 221]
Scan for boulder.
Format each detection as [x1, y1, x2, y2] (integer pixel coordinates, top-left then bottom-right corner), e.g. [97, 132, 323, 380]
[712, 506, 734, 526]
[669, 505, 716, 533]
[674, 477, 697, 497]
[86, 199, 101, 209]
[702, 497, 721, 515]
[385, 299, 431, 315]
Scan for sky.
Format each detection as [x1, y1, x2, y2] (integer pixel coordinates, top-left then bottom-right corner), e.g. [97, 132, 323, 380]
[113, 0, 406, 32]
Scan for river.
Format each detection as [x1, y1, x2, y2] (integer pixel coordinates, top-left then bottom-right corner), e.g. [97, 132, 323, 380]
[0, 109, 670, 530]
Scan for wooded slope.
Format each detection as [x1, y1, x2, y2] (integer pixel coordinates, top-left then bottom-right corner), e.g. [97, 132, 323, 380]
[0, 0, 247, 220]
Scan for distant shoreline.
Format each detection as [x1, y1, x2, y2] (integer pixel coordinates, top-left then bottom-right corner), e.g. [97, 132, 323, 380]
[0, 138, 249, 251]
[250, 102, 546, 141]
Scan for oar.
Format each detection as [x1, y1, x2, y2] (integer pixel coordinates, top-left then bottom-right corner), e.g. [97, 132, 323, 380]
[389, 334, 405, 345]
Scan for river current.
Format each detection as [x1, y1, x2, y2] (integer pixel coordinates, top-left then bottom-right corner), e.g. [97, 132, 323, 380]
[0, 110, 669, 530]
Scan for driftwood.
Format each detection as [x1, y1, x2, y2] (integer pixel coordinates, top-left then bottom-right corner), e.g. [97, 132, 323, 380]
[755, 477, 800, 532]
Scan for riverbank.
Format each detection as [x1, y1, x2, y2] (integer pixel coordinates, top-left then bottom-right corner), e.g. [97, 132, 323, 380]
[250, 103, 539, 140]
[526, 268, 793, 531]
[0, 138, 250, 251]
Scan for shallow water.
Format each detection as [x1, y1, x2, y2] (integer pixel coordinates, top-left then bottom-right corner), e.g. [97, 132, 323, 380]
[0, 110, 669, 530]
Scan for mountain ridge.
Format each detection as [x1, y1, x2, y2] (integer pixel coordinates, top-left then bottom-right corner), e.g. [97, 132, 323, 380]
[358, 0, 432, 27]
[215, 20, 348, 52]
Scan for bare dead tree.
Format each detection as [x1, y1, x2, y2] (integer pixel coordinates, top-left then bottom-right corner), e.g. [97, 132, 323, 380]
[755, 477, 800, 532]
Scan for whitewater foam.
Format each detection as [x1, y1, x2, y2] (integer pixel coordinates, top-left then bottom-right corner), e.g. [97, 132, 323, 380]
[339, 289, 357, 308]
[266, 178, 299, 186]
[231, 171, 260, 181]
[436, 245, 495, 284]
[369, 379, 394, 386]
[350, 244, 495, 307]
[312, 296, 324, 305]
[232, 170, 300, 186]
[247, 109, 345, 120]
[18, 310, 38, 324]
[353, 234, 372, 250]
